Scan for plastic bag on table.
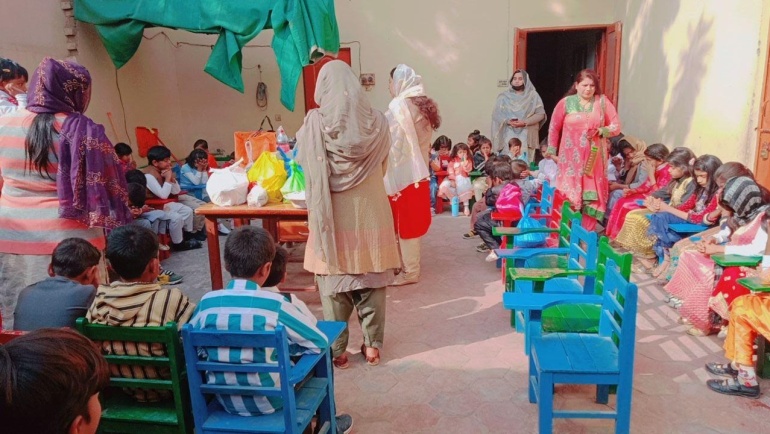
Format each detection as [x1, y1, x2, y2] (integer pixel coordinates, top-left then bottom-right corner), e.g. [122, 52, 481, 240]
[247, 151, 287, 203]
[247, 184, 269, 207]
[206, 159, 249, 206]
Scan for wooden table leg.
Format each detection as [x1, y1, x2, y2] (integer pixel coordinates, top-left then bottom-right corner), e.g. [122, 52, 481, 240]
[204, 216, 223, 289]
[263, 217, 280, 241]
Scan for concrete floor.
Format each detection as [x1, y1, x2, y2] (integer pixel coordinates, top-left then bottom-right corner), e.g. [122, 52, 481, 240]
[164, 214, 770, 433]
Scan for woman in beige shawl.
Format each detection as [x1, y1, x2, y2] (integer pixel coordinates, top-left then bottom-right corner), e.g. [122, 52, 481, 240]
[296, 60, 400, 367]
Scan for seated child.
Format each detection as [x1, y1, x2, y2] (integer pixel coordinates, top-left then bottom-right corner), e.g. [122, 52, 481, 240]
[534, 142, 558, 185]
[429, 135, 452, 213]
[0, 58, 28, 116]
[189, 227, 353, 432]
[472, 136, 494, 202]
[438, 143, 473, 216]
[179, 148, 210, 199]
[142, 145, 207, 240]
[474, 161, 518, 261]
[193, 138, 219, 169]
[114, 142, 137, 174]
[464, 153, 502, 240]
[126, 169, 200, 252]
[511, 159, 544, 204]
[13, 238, 99, 331]
[87, 225, 196, 402]
[430, 136, 452, 213]
[607, 154, 623, 182]
[0, 328, 110, 434]
[508, 137, 527, 162]
[261, 246, 316, 322]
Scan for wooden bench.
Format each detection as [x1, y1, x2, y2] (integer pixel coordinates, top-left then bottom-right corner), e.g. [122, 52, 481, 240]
[504, 262, 638, 433]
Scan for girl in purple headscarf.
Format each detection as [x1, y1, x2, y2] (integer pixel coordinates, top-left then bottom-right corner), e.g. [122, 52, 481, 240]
[0, 58, 131, 329]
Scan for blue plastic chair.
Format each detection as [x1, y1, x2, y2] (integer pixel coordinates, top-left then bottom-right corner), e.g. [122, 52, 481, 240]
[181, 324, 339, 434]
[504, 262, 638, 434]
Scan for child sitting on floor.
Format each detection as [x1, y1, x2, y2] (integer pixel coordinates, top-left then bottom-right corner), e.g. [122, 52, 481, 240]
[13, 238, 99, 331]
[87, 225, 196, 402]
[534, 142, 558, 185]
[438, 142, 474, 216]
[429, 135, 452, 214]
[474, 161, 519, 261]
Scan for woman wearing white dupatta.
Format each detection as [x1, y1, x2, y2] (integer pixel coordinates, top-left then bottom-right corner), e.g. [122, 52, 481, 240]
[383, 64, 441, 286]
[491, 70, 546, 160]
[297, 61, 401, 367]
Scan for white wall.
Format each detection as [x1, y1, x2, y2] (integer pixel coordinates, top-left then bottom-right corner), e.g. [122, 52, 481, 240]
[615, 0, 770, 165]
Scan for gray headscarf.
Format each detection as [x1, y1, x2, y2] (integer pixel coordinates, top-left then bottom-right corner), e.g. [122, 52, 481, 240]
[491, 69, 546, 153]
[296, 60, 391, 273]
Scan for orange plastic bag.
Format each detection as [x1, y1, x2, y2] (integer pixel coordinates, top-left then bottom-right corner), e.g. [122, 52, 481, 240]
[234, 131, 277, 168]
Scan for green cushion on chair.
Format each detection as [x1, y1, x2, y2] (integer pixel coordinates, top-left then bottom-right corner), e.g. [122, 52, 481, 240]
[100, 392, 180, 426]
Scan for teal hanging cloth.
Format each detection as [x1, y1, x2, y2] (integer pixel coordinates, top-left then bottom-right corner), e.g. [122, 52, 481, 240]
[73, 0, 339, 111]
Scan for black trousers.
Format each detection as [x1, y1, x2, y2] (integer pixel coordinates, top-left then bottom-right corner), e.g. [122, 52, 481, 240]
[474, 210, 501, 249]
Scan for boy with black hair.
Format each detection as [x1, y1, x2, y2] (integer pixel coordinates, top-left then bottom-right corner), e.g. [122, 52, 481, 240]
[13, 238, 100, 331]
[87, 225, 196, 402]
[114, 142, 136, 173]
[474, 161, 519, 261]
[261, 245, 316, 321]
[142, 145, 206, 241]
[0, 328, 110, 434]
[189, 227, 353, 433]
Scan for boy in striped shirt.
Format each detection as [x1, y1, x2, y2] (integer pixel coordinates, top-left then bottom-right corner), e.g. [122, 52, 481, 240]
[87, 225, 196, 402]
[189, 227, 352, 433]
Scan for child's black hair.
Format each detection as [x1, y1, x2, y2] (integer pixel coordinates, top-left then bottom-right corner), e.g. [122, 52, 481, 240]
[508, 137, 523, 150]
[476, 135, 492, 148]
[0, 58, 26, 83]
[114, 142, 132, 157]
[490, 160, 515, 181]
[126, 183, 146, 208]
[146, 146, 171, 165]
[125, 169, 147, 187]
[665, 147, 696, 179]
[263, 246, 288, 288]
[467, 129, 482, 143]
[50, 238, 101, 278]
[432, 135, 452, 151]
[193, 139, 208, 150]
[692, 155, 723, 203]
[511, 159, 529, 179]
[449, 143, 471, 159]
[224, 227, 276, 279]
[186, 149, 209, 169]
[105, 225, 159, 280]
[644, 143, 669, 162]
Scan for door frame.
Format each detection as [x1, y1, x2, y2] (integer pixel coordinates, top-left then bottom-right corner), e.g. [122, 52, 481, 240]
[514, 22, 622, 106]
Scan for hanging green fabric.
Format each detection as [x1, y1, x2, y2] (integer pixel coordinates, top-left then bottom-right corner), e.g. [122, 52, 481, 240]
[74, 0, 339, 111]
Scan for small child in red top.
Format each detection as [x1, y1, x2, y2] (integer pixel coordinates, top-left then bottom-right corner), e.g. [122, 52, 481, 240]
[438, 143, 474, 215]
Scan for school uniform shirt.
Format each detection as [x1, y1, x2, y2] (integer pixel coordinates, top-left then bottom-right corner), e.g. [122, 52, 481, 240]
[87, 281, 195, 402]
[189, 279, 329, 416]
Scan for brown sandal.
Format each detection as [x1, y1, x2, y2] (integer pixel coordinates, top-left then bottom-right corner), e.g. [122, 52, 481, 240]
[361, 344, 380, 366]
[333, 354, 349, 369]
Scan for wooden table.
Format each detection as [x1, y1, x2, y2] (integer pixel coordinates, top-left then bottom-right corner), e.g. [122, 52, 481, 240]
[196, 203, 309, 289]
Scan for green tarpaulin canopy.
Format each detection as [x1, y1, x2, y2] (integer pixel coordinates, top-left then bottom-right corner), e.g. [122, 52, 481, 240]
[74, 0, 339, 111]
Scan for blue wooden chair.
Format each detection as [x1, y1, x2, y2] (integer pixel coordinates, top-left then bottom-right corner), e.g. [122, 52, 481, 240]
[504, 262, 638, 434]
[181, 324, 338, 434]
[504, 219, 598, 331]
[511, 237, 632, 354]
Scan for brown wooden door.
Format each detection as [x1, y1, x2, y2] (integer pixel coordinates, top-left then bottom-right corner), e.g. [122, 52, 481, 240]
[302, 48, 352, 113]
[514, 28, 527, 70]
[598, 21, 622, 107]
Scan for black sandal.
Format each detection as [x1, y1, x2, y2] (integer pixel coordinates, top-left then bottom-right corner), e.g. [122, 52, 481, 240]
[705, 362, 738, 378]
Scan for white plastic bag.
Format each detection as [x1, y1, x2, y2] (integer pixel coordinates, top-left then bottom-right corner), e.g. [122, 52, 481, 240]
[247, 184, 269, 208]
[206, 159, 249, 206]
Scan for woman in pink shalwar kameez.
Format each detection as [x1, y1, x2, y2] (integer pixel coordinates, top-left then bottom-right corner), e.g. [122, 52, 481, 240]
[547, 70, 621, 229]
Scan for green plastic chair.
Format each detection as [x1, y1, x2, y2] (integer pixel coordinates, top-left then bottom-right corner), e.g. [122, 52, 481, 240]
[76, 318, 193, 434]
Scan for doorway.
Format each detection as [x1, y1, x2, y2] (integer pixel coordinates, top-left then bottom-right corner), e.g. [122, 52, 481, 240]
[514, 23, 622, 151]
